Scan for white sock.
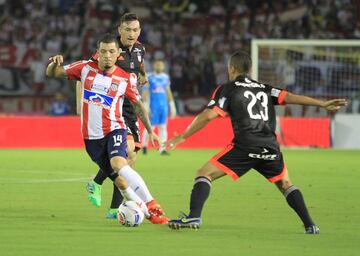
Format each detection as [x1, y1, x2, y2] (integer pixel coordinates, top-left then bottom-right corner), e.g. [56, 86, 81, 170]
[119, 165, 154, 203]
[119, 186, 150, 217]
[142, 130, 149, 148]
[158, 124, 167, 152]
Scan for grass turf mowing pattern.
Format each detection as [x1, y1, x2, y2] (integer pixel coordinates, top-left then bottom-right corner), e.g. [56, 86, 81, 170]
[0, 149, 359, 256]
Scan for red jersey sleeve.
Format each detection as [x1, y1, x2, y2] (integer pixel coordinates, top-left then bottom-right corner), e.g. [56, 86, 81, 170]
[125, 73, 141, 103]
[63, 60, 88, 80]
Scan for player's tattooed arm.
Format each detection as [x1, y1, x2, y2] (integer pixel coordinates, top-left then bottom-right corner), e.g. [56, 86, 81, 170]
[132, 100, 152, 132]
[132, 100, 160, 146]
[46, 55, 67, 78]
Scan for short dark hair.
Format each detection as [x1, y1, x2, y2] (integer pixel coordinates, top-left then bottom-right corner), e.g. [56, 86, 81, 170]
[96, 33, 119, 49]
[229, 50, 252, 74]
[119, 13, 139, 25]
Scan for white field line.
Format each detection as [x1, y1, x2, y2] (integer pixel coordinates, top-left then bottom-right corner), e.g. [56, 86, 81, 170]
[2, 170, 89, 176]
[0, 177, 91, 184]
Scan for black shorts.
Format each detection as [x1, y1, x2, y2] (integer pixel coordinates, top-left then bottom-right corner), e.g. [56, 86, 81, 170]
[84, 129, 128, 181]
[209, 144, 286, 183]
[125, 118, 141, 152]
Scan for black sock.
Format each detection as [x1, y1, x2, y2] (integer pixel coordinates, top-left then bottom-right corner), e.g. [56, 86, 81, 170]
[285, 186, 315, 228]
[93, 169, 108, 185]
[188, 176, 212, 218]
[110, 183, 124, 209]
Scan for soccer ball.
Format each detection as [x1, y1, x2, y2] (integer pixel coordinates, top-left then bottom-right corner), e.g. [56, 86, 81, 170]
[117, 201, 145, 227]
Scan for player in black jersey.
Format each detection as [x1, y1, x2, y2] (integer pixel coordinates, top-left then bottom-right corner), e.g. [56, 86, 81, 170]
[82, 13, 167, 223]
[166, 50, 347, 233]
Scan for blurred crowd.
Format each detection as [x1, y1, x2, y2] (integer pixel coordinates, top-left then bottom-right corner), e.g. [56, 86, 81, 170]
[0, 0, 359, 99]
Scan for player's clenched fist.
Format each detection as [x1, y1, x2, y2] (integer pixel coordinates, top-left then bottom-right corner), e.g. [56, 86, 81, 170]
[49, 55, 64, 66]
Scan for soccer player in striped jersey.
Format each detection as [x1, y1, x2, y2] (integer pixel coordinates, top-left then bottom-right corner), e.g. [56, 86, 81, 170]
[46, 33, 168, 224]
[141, 59, 176, 155]
[166, 50, 347, 233]
[81, 14, 165, 219]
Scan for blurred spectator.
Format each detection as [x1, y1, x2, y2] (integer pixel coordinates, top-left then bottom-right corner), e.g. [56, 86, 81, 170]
[0, 0, 359, 114]
[29, 50, 46, 94]
[49, 92, 70, 116]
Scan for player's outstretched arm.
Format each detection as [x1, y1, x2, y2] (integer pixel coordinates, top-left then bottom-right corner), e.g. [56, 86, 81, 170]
[283, 92, 347, 111]
[166, 108, 218, 149]
[131, 100, 160, 147]
[46, 55, 67, 78]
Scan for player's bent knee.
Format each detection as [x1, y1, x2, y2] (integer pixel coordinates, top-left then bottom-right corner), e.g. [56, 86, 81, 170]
[196, 162, 224, 182]
[114, 175, 128, 190]
[127, 140, 135, 153]
[275, 178, 293, 192]
[127, 151, 137, 167]
[110, 156, 128, 172]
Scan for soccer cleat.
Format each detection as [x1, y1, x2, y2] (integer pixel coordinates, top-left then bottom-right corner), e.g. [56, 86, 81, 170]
[142, 147, 147, 155]
[160, 150, 170, 156]
[86, 181, 102, 207]
[146, 200, 165, 217]
[147, 214, 169, 225]
[168, 212, 201, 230]
[305, 225, 320, 234]
[106, 208, 118, 219]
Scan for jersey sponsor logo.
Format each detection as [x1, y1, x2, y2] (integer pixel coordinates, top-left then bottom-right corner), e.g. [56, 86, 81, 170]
[84, 89, 113, 108]
[207, 99, 216, 106]
[248, 153, 277, 160]
[87, 76, 95, 81]
[219, 97, 227, 108]
[151, 87, 166, 93]
[235, 78, 265, 88]
[133, 48, 142, 53]
[91, 83, 110, 93]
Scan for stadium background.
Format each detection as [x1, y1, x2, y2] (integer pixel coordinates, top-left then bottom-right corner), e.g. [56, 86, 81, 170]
[1, 0, 360, 148]
[1, 1, 360, 256]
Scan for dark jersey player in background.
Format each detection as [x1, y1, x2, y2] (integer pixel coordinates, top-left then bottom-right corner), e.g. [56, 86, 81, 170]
[81, 13, 165, 220]
[165, 50, 347, 234]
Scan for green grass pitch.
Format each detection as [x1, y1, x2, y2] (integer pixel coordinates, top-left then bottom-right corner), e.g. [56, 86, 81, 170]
[0, 149, 359, 256]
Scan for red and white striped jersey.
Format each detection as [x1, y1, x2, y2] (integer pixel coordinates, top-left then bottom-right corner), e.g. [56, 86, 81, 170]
[64, 60, 141, 140]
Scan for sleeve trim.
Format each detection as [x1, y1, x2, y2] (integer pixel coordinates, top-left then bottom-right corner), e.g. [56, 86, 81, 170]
[213, 106, 227, 117]
[278, 90, 288, 105]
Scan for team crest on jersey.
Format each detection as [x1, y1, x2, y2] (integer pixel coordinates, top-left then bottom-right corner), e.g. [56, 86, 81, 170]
[111, 82, 119, 91]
